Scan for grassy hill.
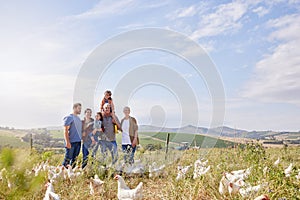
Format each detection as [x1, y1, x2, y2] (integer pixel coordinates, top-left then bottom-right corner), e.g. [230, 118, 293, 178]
[144, 132, 236, 148]
[0, 129, 29, 148]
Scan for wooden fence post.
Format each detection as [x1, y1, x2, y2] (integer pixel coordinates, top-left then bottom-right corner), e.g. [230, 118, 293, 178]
[30, 133, 33, 151]
[165, 133, 170, 160]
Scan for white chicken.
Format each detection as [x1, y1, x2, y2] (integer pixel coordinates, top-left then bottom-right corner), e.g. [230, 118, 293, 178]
[239, 183, 266, 197]
[193, 159, 210, 179]
[284, 163, 293, 177]
[124, 163, 145, 175]
[254, 194, 270, 200]
[7, 176, 12, 189]
[263, 166, 269, 176]
[66, 165, 81, 181]
[114, 175, 143, 200]
[176, 165, 192, 181]
[90, 174, 104, 195]
[48, 166, 66, 181]
[274, 157, 280, 166]
[149, 162, 166, 178]
[219, 174, 245, 196]
[231, 167, 251, 180]
[43, 180, 60, 200]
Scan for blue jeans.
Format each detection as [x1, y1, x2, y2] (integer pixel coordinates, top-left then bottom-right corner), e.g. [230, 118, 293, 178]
[62, 141, 81, 168]
[82, 143, 90, 169]
[122, 144, 136, 164]
[102, 141, 118, 164]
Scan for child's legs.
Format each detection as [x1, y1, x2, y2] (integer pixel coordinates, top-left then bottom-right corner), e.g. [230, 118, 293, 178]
[100, 140, 109, 163]
[110, 141, 118, 164]
[92, 142, 100, 157]
[122, 144, 131, 163]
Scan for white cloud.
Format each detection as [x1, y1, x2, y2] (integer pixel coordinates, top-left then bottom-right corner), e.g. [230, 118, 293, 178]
[177, 5, 197, 18]
[252, 6, 270, 17]
[67, 0, 136, 20]
[242, 14, 300, 106]
[66, 0, 170, 21]
[190, 1, 248, 39]
[166, 2, 209, 20]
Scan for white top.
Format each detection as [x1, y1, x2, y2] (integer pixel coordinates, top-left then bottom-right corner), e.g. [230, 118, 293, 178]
[121, 119, 131, 145]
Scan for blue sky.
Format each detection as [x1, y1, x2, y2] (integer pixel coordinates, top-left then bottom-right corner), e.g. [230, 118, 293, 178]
[0, 0, 299, 131]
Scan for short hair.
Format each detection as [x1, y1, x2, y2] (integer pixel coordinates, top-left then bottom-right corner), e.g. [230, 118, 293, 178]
[104, 90, 112, 96]
[103, 103, 111, 109]
[73, 103, 81, 109]
[96, 112, 102, 116]
[108, 97, 112, 100]
[123, 106, 130, 112]
[84, 108, 92, 114]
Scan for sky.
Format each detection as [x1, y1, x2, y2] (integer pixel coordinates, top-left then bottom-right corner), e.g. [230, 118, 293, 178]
[0, 0, 299, 131]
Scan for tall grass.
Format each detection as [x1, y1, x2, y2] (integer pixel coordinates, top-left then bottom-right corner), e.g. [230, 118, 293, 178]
[0, 144, 299, 199]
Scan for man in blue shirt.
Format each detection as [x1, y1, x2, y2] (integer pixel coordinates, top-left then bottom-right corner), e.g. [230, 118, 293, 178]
[62, 103, 82, 168]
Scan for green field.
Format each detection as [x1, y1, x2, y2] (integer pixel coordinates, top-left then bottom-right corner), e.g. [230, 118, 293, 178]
[1, 129, 236, 151]
[49, 129, 64, 139]
[147, 132, 236, 148]
[116, 133, 165, 147]
[0, 130, 29, 148]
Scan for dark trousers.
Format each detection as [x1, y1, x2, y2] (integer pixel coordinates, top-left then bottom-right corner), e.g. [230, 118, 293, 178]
[82, 143, 90, 169]
[62, 141, 81, 168]
[122, 144, 136, 164]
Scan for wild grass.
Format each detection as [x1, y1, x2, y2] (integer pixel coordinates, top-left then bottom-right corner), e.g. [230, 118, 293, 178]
[0, 143, 299, 199]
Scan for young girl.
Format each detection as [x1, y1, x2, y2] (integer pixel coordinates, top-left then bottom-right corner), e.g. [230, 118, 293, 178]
[100, 90, 115, 113]
[90, 112, 104, 158]
[82, 108, 94, 169]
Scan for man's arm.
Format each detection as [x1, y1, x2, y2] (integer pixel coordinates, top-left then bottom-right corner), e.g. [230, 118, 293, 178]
[111, 113, 120, 129]
[132, 118, 138, 147]
[64, 125, 71, 149]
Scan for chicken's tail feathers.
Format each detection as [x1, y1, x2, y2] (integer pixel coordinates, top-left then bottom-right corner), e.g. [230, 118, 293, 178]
[136, 182, 143, 192]
[49, 192, 60, 200]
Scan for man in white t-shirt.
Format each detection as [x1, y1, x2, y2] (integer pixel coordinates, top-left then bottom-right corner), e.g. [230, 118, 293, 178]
[120, 106, 139, 164]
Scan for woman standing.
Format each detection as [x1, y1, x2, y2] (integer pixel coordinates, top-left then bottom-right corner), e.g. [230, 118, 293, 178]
[120, 106, 139, 164]
[81, 108, 94, 169]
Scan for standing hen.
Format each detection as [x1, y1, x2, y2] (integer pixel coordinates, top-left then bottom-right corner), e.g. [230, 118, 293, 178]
[114, 175, 143, 200]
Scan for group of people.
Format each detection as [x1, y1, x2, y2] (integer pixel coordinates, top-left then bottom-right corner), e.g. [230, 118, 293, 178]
[62, 90, 139, 169]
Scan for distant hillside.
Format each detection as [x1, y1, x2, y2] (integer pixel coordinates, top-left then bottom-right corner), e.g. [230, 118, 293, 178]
[139, 125, 300, 140]
[2, 125, 298, 141]
[148, 132, 236, 148]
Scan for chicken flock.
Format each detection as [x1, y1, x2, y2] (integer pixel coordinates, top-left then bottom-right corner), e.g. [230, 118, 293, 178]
[0, 156, 299, 199]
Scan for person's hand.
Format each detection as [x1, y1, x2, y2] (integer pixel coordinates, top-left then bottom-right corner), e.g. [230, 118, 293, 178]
[132, 138, 137, 147]
[111, 111, 116, 118]
[66, 142, 71, 149]
[82, 131, 87, 137]
[92, 129, 96, 134]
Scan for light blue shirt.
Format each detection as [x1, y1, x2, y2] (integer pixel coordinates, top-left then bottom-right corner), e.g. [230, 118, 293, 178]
[63, 114, 82, 143]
